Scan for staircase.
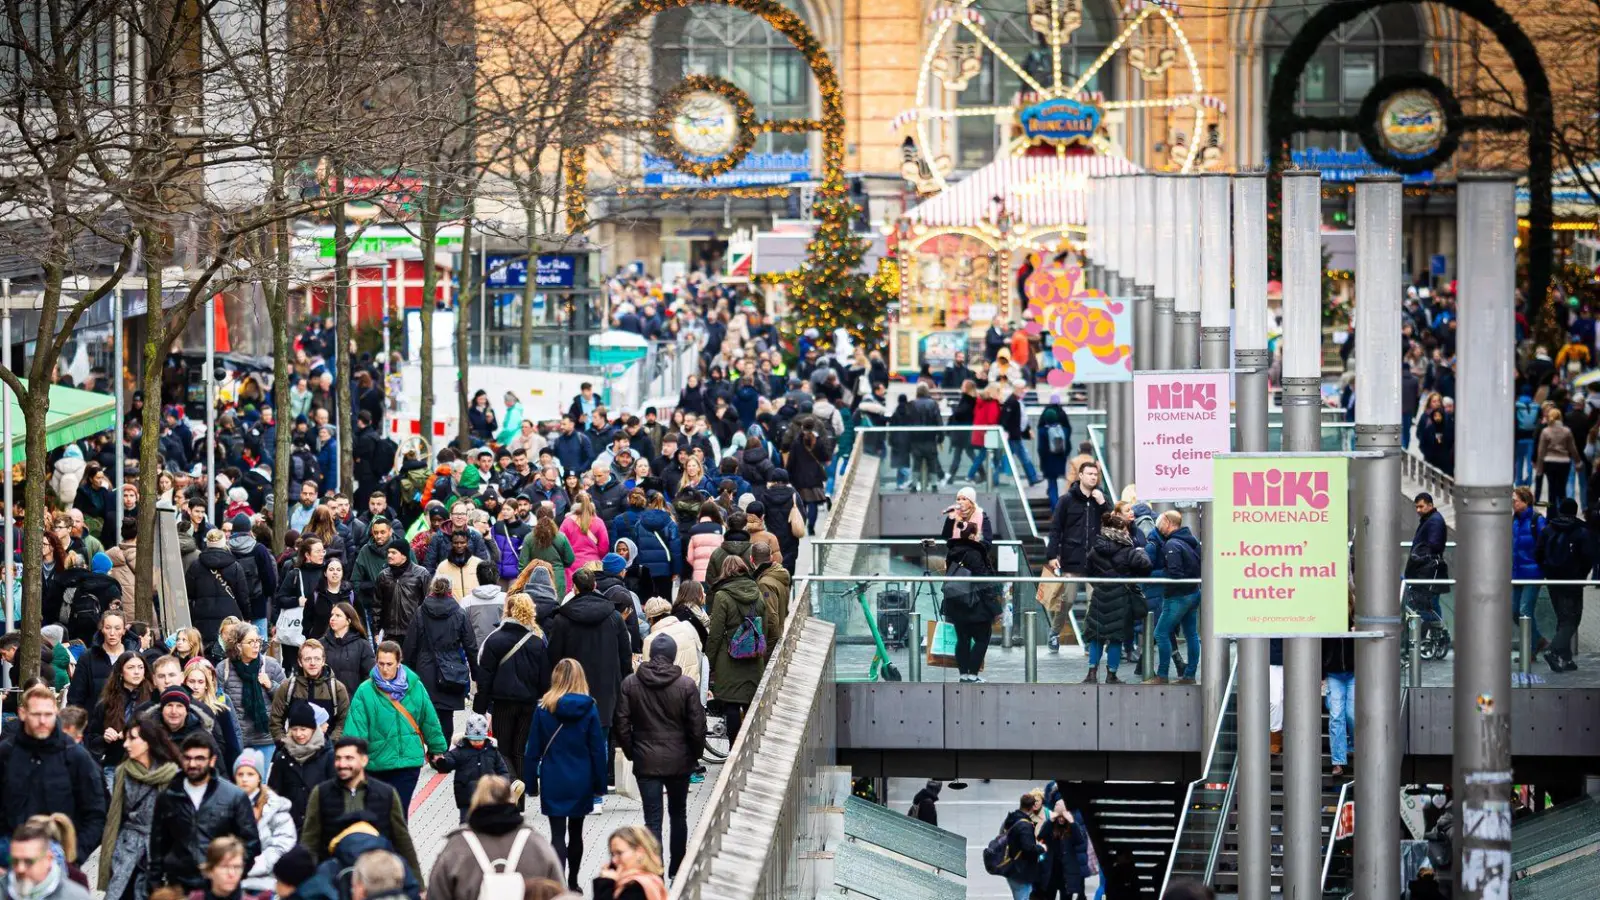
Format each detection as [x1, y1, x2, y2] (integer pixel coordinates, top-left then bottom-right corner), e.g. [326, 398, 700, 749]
[1073, 784, 1186, 897]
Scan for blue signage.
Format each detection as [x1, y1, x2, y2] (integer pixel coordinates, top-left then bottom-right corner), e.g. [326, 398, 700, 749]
[1019, 98, 1101, 145]
[1430, 254, 1447, 276]
[1290, 148, 1434, 184]
[485, 255, 577, 289]
[642, 151, 811, 187]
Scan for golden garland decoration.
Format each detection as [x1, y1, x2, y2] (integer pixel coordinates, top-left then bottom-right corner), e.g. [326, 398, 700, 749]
[652, 75, 759, 179]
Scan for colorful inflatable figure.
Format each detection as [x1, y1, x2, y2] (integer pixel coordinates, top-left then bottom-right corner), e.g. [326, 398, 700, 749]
[1022, 251, 1133, 387]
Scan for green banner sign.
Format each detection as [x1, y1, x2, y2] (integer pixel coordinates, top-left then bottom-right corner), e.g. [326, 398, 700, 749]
[1212, 454, 1350, 636]
[315, 233, 462, 258]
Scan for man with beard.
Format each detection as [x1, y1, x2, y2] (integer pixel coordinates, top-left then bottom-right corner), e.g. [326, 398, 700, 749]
[270, 639, 351, 741]
[376, 544, 429, 647]
[352, 519, 403, 622]
[3, 819, 92, 900]
[148, 732, 260, 890]
[299, 737, 421, 877]
[0, 686, 106, 863]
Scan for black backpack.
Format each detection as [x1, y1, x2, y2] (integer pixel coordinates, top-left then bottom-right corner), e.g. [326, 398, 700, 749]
[62, 581, 109, 642]
[1540, 524, 1588, 578]
[371, 436, 399, 481]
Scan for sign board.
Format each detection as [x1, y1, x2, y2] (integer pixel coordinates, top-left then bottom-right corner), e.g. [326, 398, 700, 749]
[1134, 370, 1230, 501]
[1018, 97, 1101, 146]
[485, 255, 578, 289]
[1212, 454, 1350, 636]
[642, 151, 811, 188]
[1430, 253, 1447, 277]
[1289, 147, 1433, 183]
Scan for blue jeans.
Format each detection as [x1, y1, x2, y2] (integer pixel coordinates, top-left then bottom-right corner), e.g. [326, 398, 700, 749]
[1087, 641, 1121, 672]
[1515, 438, 1534, 486]
[1157, 592, 1201, 679]
[1513, 584, 1543, 645]
[370, 766, 422, 813]
[1007, 877, 1034, 900]
[966, 448, 999, 485]
[1326, 672, 1355, 765]
[1006, 439, 1041, 483]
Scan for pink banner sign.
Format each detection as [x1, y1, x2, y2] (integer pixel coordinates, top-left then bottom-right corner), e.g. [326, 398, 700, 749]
[1133, 370, 1231, 501]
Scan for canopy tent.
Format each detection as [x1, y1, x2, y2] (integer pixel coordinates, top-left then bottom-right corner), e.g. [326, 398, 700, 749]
[2, 380, 116, 460]
[1518, 165, 1600, 223]
[904, 152, 1143, 229]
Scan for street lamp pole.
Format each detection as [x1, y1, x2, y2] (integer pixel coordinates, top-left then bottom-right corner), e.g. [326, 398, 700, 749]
[113, 284, 124, 510]
[1153, 175, 1176, 372]
[205, 293, 216, 529]
[1198, 173, 1231, 735]
[1173, 174, 1201, 370]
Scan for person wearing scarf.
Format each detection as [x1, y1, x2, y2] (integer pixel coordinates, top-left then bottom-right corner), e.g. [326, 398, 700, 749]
[218, 623, 285, 767]
[267, 701, 334, 828]
[342, 643, 447, 811]
[100, 722, 181, 900]
[592, 825, 669, 900]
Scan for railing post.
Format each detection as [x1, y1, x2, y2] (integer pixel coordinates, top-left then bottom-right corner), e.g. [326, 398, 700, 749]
[1024, 610, 1039, 683]
[1408, 614, 1422, 689]
[1519, 615, 1533, 679]
[1143, 610, 1157, 678]
[908, 612, 923, 683]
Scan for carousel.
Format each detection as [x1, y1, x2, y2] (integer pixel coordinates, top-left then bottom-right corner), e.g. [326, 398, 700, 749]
[887, 0, 1224, 374]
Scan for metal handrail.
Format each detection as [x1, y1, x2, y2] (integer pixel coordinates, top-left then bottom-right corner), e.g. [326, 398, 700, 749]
[1321, 780, 1353, 889]
[1087, 423, 1116, 498]
[1202, 760, 1241, 886]
[1160, 656, 1240, 896]
[853, 423, 1042, 539]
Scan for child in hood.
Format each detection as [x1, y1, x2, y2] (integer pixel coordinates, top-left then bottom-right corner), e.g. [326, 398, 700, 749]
[430, 712, 517, 821]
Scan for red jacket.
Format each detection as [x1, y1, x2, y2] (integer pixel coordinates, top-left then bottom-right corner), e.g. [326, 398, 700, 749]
[971, 398, 1001, 447]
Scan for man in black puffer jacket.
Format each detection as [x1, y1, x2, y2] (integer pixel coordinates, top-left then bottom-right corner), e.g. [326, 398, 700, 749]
[185, 530, 249, 651]
[1045, 461, 1110, 653]
[0, 686, 107, 863]
[615, 635, 706, 878]
[149, 730, 260, 890]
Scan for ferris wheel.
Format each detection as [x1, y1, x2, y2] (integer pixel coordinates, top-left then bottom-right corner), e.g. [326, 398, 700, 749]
[897, 0, 1226, 194]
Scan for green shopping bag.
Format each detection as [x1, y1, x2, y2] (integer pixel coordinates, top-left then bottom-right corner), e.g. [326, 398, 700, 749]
[927, 619, 958, 668]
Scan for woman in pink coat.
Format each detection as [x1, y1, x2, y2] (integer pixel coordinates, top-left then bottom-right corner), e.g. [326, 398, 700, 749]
[559, 491, 610, 582]
[684, 501, 726, 584]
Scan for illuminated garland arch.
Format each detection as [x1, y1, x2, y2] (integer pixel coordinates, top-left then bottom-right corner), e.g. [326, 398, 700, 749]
[1264, 0, 1554, 317]
[565, 0, 849, 232]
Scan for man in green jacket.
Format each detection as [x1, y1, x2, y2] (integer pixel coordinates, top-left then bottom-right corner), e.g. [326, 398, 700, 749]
[351, 519, 405, 619]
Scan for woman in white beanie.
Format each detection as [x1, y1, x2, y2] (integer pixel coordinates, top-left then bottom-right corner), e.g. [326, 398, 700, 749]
[233, 748, 298, 892]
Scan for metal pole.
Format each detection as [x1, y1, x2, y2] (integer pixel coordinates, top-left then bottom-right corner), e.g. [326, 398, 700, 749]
[1232, 174, 1272, 900]
[1353, 175, 1404, 900]
[1130, 175, 1157, 497]
[381, 264, 391, 377]
[1, 280, 10, 634]
[1518, 616, 1532, 678]
[1280, 169, 1324, 900]
[1408, 615, 1422, 688]
[1024, 610, 1038, 683]
[1199, 173, 1231, 733]
[1141, 609, 1156, 675]
[113, 286, 124, 510]
[1153, 175, 1176, 371]
[205, 294, 216, 528]
[908, 611, 923, 683]
[1173, 175, 1201, 370]
[1452, 173, 1515, 899]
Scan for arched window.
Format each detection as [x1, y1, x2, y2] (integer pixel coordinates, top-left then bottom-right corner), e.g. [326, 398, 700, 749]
[652, 1, 812, 155]
[945, 0, 1117, 170]
[1263, 0, 1425, 152]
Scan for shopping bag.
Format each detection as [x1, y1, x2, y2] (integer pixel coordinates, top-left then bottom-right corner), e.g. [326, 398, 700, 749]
[926, 619, 958, 668]
[274, 606, 306, 647]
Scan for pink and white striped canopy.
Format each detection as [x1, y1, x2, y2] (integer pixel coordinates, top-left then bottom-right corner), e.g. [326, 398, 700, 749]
[905, 153, 1143, 228]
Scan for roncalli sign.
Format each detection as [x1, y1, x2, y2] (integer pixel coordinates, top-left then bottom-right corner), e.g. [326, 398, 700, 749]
[1133, 370, 1230, 501]
[1211, 454, 1350, 636]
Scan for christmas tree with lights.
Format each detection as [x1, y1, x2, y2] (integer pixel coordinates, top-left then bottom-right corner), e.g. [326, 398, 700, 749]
[786, 193, 891, 349]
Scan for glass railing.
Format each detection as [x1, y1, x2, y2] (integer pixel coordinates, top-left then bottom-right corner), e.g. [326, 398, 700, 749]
[806, 573, 1200, 684]
[1088, 421, 1355, 496]
[851, 425, 1040, 540]
[1400, 574, 1600, 688]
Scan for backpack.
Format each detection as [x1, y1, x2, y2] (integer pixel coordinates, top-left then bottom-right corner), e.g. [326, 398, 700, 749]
[1045, 422, 1067, 455]
[62, 582, 106, 641]
[1541, 523, 1587, 577]
[461, 829, 531, 900]
[982, 825, 1023, 876]
[371, 436, 399, 481]
[1516, 396, 1539, 432]
[728, 608, 767, 659]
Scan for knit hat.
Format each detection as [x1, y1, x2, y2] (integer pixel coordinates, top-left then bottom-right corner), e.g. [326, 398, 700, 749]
[648, 633, 677, 662]
[160, 687, 191, 709]
[273, 846, 317, 888]
[957, 486, 978, 504]
[230, 512, 253, 533]
[312, 704, 330, 730]
[643, 597, 672, 620]
[601, 553, 628, 575]
[770, 468, 789, 483]
[91, 551, 113, 575]
[463, 713, 490, 741]
[234, 747, 266, 778]
[745, 500, 765, 517]
[40, 625, 64, 648]
[286, 700, 318, 730]
[228, 486, 248, 503]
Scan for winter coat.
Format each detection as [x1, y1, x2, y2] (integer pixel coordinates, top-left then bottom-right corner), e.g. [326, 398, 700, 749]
[519, 533, 575, 598]
[461, 583, 506, 647]
[426, 805, 564, 900]
[230, 535, 280, 622]
[67, 643, 124, 709]
[1034, 816, 1091, 895]
[524, 567, 561, 628]
[86, 686, 150, 767]
[187, 549, 250, 649]
[351, 537, 398, 615]
[490, 522, 523, 581]
[1048, 482, 1111, 571]
[432, 739, 510, 810]
[1162, 526, 1203, 586]
[705, 574, 767, 705]
[100, 763, 173, 900]
[269, 669, 350, 742]
[559, 516, 609, 579]
[1512, 507, 1545, 580]
[434, 553, 485, 600]
[546, 592, 632, 726]
[1036, 404, 1071, 479]
[107, 541, 139, 601]
[739, 444, 777, 488]
[274, 561, 326, 624]
[423, 527, 493, 575]
[0, 725, 107, 862]
[148, 776, 261, 890]
[474, 620, 551, 710]
[303, 584, 351, 651]
[1000, 810, 1043, 885]
[1539, 511, 1594, 579]
[685, 521, 724, 583]
[1083, 528, 1152, 645]
[523, 693, 608, 818]
[321, 629, 377, 701]
[242, 791, 297, 892]
[940, 537, 1002, 625]
[1412, 509, 1448, 559]
[616, 657, 706, 778]
[591, 477, 630, 532]
[909, 785, 939, 825]
[343, 665, 449, 771]
[784, 437, 831, 493]
[218, 653, 287, 746]
[267, 738, 334, 826]
[51, 453, 86, 507]
[402, 593, 482, 713]
[746, 519, 783, 563]
[375, 561, 430, 643]
[970, 397, 1001, 447]
[47, 568, 122, 644]
[646, 617, 704, 688]
[634, 509, 679, 578]
[760, 483, 802, 568]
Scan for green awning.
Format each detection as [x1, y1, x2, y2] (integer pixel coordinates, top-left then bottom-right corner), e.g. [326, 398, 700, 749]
[2, 380, 117, 460]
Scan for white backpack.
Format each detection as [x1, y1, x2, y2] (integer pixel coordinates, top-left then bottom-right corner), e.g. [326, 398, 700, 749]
[462, 829, 532, 900]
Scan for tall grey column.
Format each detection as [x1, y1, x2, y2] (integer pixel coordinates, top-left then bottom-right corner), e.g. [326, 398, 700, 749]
[1198, 173, 1231, 736]
[1174, 175, 1201, 370]
[1452, 174, 1516, 900]
[1153, 175, 1176, 371]
[1280, 169, 1324, 900]
[1233, 173, 1272, 900]
[1353, 175, 1404, 900]
[1130, 175, 1158, 498]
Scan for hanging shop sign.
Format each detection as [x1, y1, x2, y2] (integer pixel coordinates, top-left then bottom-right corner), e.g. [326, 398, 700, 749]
[484, 255, 578, 289]
[1289, 148, 1433, 183]
[1133, 370, 1230, 502]
[642, 151, 812, 188]
[1018, 97, 1102, 146]
[1211, 454, 1350, 637]
[1376, 89, 1447, 158]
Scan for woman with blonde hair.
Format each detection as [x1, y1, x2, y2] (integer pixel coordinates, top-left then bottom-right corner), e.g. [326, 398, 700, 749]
[25, 813, 87, 888]
[524, 658, 608, 892]
[594, 825, 668, 900]
[475, 591, 550, 780]
[231, 749, 296, 892]
[559, 492, 609, 579]
[171, 627, 206, 669]
[184, 658, 246, 764]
